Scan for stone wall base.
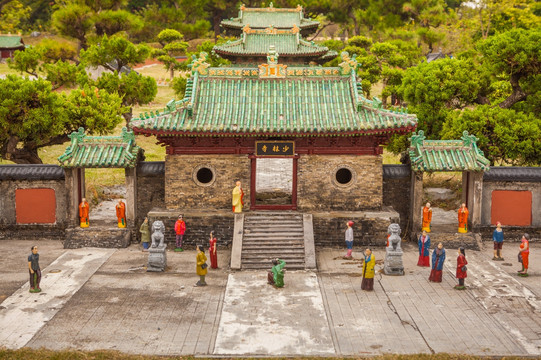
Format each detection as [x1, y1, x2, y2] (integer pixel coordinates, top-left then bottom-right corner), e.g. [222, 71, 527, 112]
[312, 208, 400, 248]
[64, 227, 132, 249]
[0, 225, 66, 241]
[479, 226, 541, 243]
[147, 209, 235, 249]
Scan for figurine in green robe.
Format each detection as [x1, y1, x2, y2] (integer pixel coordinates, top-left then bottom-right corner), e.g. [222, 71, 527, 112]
[267, 258, 286, 288]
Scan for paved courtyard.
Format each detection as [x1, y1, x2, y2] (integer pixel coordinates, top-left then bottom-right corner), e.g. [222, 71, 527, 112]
[0, 239, 540, 357]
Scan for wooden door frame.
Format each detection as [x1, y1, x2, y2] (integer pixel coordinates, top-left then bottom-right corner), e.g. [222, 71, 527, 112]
[250, 154, 298, 211]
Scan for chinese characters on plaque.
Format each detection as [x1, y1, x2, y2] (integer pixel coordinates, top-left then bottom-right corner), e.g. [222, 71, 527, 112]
[255, 141, 295, 156]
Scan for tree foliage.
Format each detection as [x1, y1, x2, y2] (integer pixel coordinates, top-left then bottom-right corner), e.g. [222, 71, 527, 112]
[153, 29, 188, 80]
[0, 75, 124, 164]
[0, 0, 31, 33]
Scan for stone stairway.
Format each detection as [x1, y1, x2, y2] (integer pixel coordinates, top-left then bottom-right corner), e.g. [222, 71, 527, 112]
[241, 213, 307, 270]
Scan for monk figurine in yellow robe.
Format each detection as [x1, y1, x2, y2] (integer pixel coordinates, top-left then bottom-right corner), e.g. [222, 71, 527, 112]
[458, 203, 469, 233]
[79, 198, 89, 228]
[232, 181, 244, 213]
[116, 199, 126, 228]
[422, 202, 432, 232]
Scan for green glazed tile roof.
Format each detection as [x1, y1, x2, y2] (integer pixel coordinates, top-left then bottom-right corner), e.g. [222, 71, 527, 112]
[0, 35, 24, 48]
[409, 130, 490, 172]
[214, 33, 332, 58]
[131, 64, 417, 136]
[221, 4, 319, 32]
[58, 127, 143, 168]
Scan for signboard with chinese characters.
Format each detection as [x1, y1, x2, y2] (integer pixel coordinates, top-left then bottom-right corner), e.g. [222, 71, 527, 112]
[255, 141, 295, 156]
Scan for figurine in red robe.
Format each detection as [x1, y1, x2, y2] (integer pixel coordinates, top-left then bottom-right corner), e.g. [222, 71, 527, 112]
[455, 247, 468, 290]
[518, 233, 530, 276]
[116, 199, 126, 228]
[209, 231, 218, 269]
[458, 203, 469, 233]
[79, 198, 89, 228]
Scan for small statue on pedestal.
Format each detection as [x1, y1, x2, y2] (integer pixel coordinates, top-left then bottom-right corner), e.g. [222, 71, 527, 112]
[116, 199, 126, 228]
[268, 258, 286, 288]
[147, 220, 167, 272]
[422, 202, 432, 233]
[28, 245, 41, 293]
[384, 223, 404, 276]
[458, 203, 469, 233]
[79, 198, 89, 228]
[232, 181, 244, 213]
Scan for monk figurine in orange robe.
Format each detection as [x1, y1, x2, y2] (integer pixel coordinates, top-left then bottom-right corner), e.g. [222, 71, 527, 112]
[79, 198, 89, 228]
[458, 203, 469, 233]
[422, 202, 432, 232]
[232, 181, 244, 213]
[116, 199, 126, 228]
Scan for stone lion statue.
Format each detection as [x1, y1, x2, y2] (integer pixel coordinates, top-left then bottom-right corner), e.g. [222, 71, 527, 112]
[151, 220, 166, 248]
[387, 223, 402, 251]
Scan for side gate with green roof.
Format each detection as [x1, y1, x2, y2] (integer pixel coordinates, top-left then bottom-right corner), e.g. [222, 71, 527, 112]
[58, 127, 144, 228]
[408, 130, 490, 237]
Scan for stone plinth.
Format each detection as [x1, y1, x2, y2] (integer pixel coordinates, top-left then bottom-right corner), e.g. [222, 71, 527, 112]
[384, 223, 404, 276]
[147, 245, 167, 272]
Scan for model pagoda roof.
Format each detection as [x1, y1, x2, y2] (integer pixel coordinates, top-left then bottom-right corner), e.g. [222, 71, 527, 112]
[58, 127, 143, 168]
[214, 25, 336, 63]
[409, 130, 490, 172]
[0, 35, 24, 49]
[221, 4, 319, 35]
[131, 51, 417, 137]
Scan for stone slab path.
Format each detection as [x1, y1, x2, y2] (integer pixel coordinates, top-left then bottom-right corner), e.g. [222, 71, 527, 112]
[0, 248, 115, 349]
[213, 272, 335, 356]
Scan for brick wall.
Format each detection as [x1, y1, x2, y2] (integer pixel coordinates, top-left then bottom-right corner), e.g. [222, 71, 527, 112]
[297, 155, 382, 211]
[312, 209, 400, 247]
[165, 154, 251, 210]
[0, 178, 67, 240]
[147, 210, 235, 249]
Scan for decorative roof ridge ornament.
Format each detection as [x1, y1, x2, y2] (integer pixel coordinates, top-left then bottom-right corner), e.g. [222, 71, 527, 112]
[258, 45, 287, 78]
[338, 51, 358, 75]
[189, 51, 210, 75]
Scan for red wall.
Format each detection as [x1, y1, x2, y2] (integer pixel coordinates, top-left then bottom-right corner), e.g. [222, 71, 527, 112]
[491, 190, 532, 226]
[15, 188, 56, 224]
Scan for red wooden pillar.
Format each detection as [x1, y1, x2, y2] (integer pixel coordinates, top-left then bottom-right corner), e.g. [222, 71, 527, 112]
[292, 155, 298, 210]
[249, 155, 256, 211]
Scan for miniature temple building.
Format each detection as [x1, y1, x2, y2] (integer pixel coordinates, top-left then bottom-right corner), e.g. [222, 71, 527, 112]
[408, 130, 490, 236]
[58, 127, 144, 235]
[131, 4, 417, 216]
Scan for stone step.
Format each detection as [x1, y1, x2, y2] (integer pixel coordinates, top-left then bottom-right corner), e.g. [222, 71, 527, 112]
[243, 232, 304, 238]
[243, 237, 304, 242]
[242, 263, 305, 270]
[241, 258, 306, 264]
[242, 242, 305, 247]
[243, 225, 303, 230]
[242, 249, 305, 255]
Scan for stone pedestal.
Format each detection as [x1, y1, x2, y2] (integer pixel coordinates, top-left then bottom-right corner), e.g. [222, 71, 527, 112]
[384, 223, 404, 276]
[147, 245, 167, 272]
[384, 250, 404, 275]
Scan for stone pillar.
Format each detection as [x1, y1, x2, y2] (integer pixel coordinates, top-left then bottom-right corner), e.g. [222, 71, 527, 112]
[468, 171, 483, 231]
[64, 168, 82, 226]
[461, 171, 468, 205]
[125, 167, 137, 228]
[410, 171, 423, 239]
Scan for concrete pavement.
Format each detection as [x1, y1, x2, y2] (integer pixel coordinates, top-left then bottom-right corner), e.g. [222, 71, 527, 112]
[1, 240, 540, 356]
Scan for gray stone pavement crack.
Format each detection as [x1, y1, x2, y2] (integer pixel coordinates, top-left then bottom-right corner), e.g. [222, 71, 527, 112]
[376, 272, 436, 354]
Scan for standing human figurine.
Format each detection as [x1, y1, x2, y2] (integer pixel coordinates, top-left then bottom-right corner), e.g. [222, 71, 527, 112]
[429, 242, 446, 282]
[343, 221, 354, 259]
[140, 217, 150, 251]
[28, 245, 41, 293]
[195, 245, 208, 286]
[455, 247, 468, 290]
[232, 180, 244, 213]
[361, 248, 375, 291]
[518, 233, 530, 276]
[492, 221, 504, 260]
[422, 202, 432, 233]
[458, 203, 469, 233]
[174, 214, 186, 252]
[268, 258, 286, 288]
[116, 199, 126, 228]
[417, 230, 431, 267]
[79, 198, 89, 228]
[209, 231, 218, 269]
